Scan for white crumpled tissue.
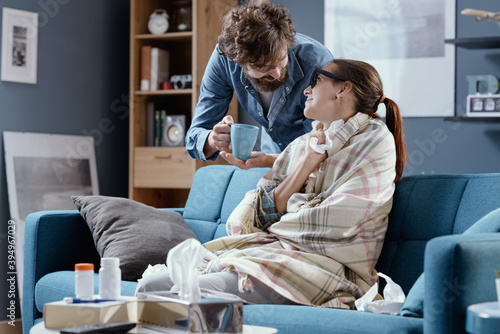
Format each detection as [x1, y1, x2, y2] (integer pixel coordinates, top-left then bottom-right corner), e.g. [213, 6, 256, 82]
[166, 238, 209, 303]
[309, 119, 344, 154]
[139, 263, 167, 281]
[354, 272, 406, 315]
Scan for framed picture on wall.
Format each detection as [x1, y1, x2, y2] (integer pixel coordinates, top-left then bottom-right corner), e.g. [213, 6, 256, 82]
[1, 7, 38, 84]
[324, 0, 455, 117]
[3, 131, 99, 304]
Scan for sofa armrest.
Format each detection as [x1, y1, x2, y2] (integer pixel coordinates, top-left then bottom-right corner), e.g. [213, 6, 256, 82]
[23, 210, 99, 333]
[423, 233, 500, 334]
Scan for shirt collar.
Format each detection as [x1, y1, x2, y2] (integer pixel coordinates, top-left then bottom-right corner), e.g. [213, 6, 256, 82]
[285, 47, 304, 87]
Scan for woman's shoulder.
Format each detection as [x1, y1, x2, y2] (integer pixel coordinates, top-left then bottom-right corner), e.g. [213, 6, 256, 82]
[350, 114, 395, 148]
[356, 114, 390, 133]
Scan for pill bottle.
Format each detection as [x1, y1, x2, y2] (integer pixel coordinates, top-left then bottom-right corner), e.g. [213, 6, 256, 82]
[75, 263, 94, 300]
[99, 257, 121, 300]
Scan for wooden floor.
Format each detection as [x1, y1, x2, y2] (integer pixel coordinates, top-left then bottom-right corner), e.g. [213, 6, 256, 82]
[0, 319, 22, 334]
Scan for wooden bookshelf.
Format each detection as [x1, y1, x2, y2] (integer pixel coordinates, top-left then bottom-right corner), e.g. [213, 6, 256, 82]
[129, 0, 237, 208]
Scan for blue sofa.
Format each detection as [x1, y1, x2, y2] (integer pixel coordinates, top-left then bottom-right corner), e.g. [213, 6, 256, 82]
[23, 165, 500, 334]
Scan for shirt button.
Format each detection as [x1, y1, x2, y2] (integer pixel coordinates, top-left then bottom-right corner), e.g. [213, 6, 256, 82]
[251, 90, 255, 94]
[279, 98, 284, 103]
[259, 112, 263, 117]
[286, 87, 290, 91]
[279, 143, 283, 146]
[269, 128, 273, 132]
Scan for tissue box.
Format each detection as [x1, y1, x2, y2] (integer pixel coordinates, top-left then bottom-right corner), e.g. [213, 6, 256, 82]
[136, 291, 243, 333]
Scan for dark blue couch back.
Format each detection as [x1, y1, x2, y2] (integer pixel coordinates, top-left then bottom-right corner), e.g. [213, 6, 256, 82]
[377, 173, 500, 293]
[183, 166, 500, 294]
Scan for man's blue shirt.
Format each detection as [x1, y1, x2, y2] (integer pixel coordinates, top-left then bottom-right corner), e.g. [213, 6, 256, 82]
[186, 33, 334, 161]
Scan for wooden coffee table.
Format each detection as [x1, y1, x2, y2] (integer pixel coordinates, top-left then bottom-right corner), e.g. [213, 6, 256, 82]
[30, 321, 277, 333]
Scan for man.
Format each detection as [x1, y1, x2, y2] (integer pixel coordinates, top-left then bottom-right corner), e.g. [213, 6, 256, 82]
[185, 0, 333, 168]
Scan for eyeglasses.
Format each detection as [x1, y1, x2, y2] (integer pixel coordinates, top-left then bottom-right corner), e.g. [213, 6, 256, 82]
[310, 68, 346, 88]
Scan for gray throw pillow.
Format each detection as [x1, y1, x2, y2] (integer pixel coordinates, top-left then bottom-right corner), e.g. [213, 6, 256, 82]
[72, 195, 197, 281]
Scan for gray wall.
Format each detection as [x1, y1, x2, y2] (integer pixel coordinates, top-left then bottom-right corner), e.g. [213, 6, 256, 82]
[272, 0, 500, 175]
[0, 0, 130, 321]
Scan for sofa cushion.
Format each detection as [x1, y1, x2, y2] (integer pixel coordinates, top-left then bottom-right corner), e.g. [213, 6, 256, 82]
[377, 176, 470, 295]
[184, 218, 220, 244]
[182, 165, 270, 240]
[220, 167, 271, 224]
[452, 177, 500, 234]
[183, 165, 236, 222]
[35, 271, 137, 313]
[243, 304, 424, 334]
[461, 207, 500, 235]
[72, 195, 197, 280]
[399, 207, 500, 318]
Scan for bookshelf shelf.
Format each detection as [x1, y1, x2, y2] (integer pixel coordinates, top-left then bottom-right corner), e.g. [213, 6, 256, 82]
[444, 116, 500, 122]
[134, 89, 193, 96]
[135, 31, 193, 41]
[129, 0, 237, 208]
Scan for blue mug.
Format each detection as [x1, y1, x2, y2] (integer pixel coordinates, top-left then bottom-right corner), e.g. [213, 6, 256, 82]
[230, 124, 259, 161]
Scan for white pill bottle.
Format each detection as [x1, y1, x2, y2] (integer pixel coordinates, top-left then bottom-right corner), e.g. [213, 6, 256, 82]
[99, 257, 121, 300]
[75, 263, 94, 300]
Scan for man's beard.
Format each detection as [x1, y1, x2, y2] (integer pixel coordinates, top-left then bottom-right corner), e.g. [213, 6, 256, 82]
[246, 65, 288, 92]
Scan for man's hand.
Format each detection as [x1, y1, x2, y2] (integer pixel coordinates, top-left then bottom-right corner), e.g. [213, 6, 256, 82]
[220, 151, 278, 169]
[203, 115, 234, 159]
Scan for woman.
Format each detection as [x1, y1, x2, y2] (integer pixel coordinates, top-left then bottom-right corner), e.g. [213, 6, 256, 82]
[136, 59, 406, 309]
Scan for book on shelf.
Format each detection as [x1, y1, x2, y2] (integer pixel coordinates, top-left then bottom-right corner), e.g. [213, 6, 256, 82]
[140, 45, 151, 91]
[140, 46, 170, 91]
[148, 106, 187, 147]
[147, 108, 160, 147]
[153, 110, 166, 147]
[146, 102, 154, 146]
[150, 47, 170, 91]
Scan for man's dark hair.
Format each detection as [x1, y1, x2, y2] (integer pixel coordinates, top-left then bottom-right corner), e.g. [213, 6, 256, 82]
[218, 0, 296, 69]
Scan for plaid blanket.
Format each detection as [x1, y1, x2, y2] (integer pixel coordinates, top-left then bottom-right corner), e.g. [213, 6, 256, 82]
[202, 113, 396, 309]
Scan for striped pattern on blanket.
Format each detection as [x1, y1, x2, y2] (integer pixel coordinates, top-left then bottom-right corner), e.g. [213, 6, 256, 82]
[203, 113, 397, 309]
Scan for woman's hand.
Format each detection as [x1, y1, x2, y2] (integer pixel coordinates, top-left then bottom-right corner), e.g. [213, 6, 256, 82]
[302, 130, 328, 172]
[274, 130, 329, 213]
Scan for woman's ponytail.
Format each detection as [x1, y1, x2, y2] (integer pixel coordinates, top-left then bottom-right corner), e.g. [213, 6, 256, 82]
[384, 98, 405, 182]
